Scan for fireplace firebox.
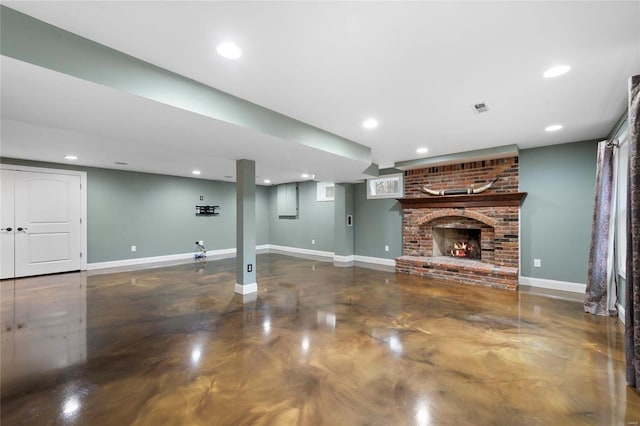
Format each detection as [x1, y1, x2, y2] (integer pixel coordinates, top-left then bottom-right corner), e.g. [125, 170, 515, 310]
[433, 227, 481, 259]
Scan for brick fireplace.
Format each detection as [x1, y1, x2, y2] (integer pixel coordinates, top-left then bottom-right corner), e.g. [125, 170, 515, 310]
[395, 157, 526, 290]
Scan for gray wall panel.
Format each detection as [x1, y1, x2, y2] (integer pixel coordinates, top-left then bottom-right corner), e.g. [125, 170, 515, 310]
[333, 183, 354, 257]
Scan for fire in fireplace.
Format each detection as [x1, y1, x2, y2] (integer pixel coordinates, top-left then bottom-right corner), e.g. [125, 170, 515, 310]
[450, 241, 476, 258]
[433, 227, 481, 260]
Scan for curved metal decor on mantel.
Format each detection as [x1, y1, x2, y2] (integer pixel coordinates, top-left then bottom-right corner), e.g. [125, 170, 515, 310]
[420, 176, 498, 196]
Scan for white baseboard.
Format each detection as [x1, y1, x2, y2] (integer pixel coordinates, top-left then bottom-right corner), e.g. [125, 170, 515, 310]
[519, 276, 586, 294]
[88, 245, 271, 271]
[235, 282, 257, 294]
[333, 254, 355, 265]
[354, 255, 396, 267]
[267, 244, 334, 260]
[269, 246, 396, 270]
[87, 244, 396, 272]
[617, 302, 626, 324]
[87, 251, 200, 270]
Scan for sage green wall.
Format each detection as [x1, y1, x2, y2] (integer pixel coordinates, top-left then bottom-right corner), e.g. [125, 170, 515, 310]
[353, 183, 403, 259]
[267, 181, 334, 252]
[519, 140, 598, 283]
[266, 180, 403, 259]
[352, 141, 600, 278]
[4, 139, 600, 282]
[256, 185, 270, 246]
[1, 158, 269, 263]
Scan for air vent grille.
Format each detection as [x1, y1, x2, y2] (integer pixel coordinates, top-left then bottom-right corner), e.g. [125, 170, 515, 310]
[473, 102, 489, 114]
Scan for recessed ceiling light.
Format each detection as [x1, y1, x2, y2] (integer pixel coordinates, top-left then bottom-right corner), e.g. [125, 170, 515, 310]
[416, 147, 428, 154]
[263, 179, 271, 184]
[362, 118, 378, 129]
[545, 124, 563, 132]
[216, 42, 242, 60]
[192, 170, 201, 175]
[301, 173, 310, 178]
[543, 65, 571, 78]
[64, 155, 77, 160]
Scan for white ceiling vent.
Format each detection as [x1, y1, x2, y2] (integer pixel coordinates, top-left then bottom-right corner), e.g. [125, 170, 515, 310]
[472, 102, 489, 114]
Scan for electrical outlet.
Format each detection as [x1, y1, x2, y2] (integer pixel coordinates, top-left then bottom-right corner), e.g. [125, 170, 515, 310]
[384, 245, 389, 252]
[311, 239, 316, 245]
[534, 259, 541, 268]
[131, 245, 137, 252]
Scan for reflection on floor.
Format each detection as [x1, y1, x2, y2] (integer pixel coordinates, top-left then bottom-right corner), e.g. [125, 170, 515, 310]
[1, 254, 638, 425]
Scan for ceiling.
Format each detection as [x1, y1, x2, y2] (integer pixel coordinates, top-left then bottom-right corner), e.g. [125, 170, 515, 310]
[1, 1, 639, 185]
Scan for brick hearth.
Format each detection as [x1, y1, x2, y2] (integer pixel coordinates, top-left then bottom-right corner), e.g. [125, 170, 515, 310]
[396, 156, 526, 290]
[396, 256, 519, 290]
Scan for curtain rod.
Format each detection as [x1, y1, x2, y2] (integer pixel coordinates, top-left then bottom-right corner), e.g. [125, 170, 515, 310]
[607, 109, 628, 140]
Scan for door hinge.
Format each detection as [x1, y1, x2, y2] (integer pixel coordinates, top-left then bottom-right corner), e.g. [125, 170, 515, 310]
[80, 252, 83, 258]
[80, 218, 82, 224]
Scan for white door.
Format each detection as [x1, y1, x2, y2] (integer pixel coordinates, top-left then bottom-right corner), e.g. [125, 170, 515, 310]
[12, 171, 82, 277]
[1, 170, 16, 279]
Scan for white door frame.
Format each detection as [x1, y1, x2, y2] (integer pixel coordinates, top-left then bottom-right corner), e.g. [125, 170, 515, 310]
[1, 164, 88, 271]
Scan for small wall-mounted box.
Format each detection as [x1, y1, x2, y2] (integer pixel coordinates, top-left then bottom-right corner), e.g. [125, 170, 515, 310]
[277, 183, 298, 218]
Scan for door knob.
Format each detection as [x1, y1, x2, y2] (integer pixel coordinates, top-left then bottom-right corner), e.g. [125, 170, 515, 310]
[16, 227, 27, 232]
[0, 227, 11, 231]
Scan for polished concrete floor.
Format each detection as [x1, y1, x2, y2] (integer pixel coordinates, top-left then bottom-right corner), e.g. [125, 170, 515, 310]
[1, 254, 638, 425]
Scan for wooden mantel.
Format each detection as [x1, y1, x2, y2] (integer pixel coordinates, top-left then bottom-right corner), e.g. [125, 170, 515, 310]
[397, 192, 527, 209]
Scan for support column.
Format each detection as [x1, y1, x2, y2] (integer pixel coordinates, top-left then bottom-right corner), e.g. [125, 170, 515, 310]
[235, 159, 257, 296]
[333, 183, 355, 267]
